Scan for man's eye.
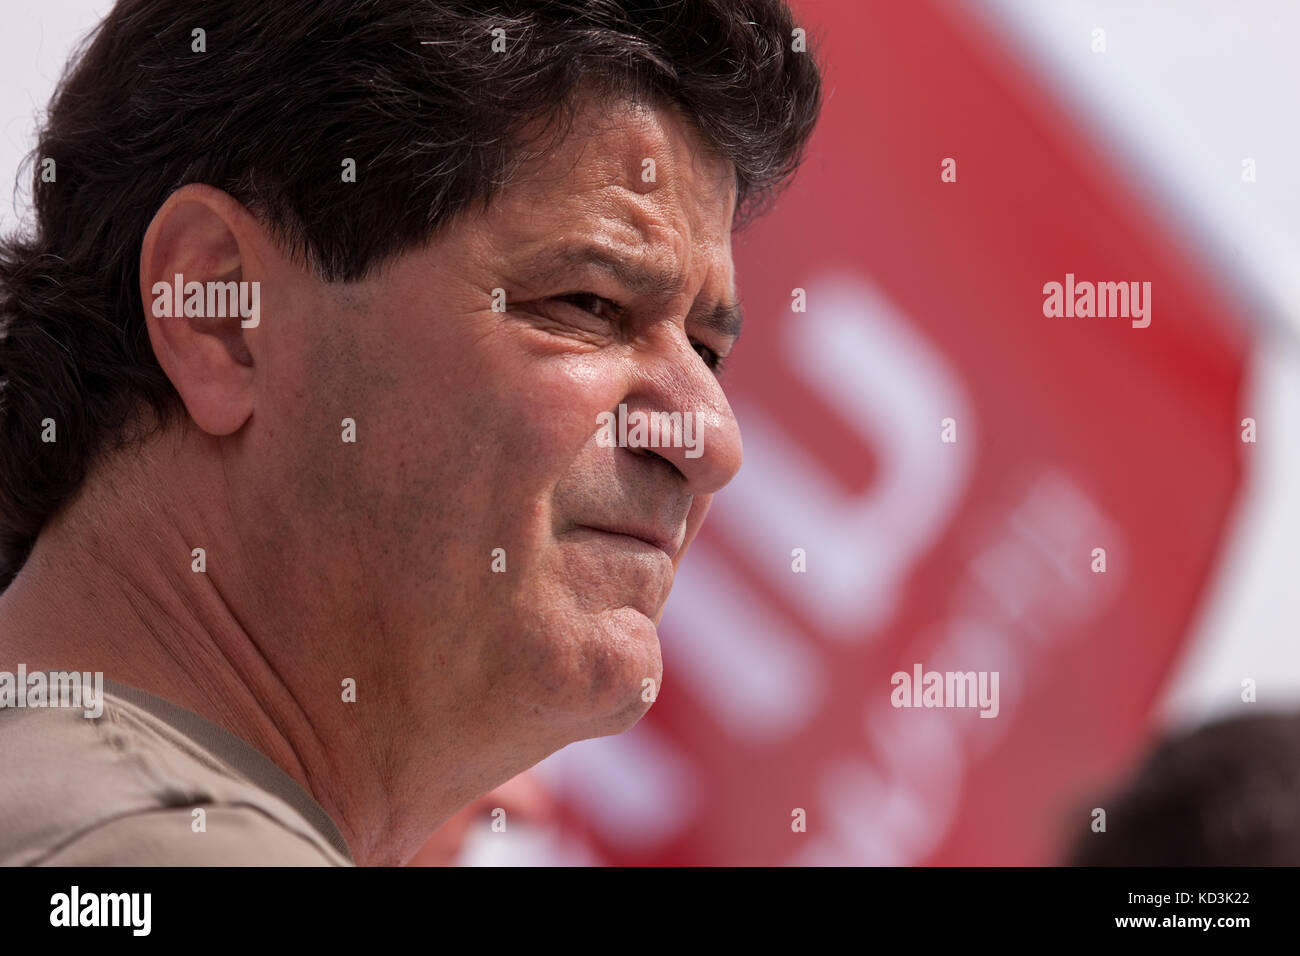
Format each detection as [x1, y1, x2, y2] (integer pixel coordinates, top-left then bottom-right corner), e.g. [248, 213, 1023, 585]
[694, 341, 727, 374]
[552, 292, 620, 321]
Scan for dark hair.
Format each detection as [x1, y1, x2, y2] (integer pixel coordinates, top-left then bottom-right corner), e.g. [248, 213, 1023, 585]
[0, 0, 823, 589]
[1067, 711, 1300, 866]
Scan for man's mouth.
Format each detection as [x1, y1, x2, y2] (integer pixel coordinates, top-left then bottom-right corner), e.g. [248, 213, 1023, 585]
[572, 523, 680, 560]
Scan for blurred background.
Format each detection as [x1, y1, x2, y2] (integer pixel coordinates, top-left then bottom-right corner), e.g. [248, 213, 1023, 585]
[6, 0, 1300, 865]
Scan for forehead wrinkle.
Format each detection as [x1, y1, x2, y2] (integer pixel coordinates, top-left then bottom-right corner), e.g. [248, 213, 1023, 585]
[500, 112, 740, 334]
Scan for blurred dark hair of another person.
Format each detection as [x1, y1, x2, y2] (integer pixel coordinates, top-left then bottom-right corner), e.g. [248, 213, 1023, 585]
[1068, 710, 1300, 866]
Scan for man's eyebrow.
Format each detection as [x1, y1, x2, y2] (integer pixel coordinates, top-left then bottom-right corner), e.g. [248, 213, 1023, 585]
[514, 243, 744, 340]
[693, 298, 744, 341]
[515, 243, 684, 297]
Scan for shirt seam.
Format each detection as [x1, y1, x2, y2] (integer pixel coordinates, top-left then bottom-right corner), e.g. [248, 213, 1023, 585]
[25, 801, 349, 867]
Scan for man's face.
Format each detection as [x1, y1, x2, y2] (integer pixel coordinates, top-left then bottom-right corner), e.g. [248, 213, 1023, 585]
[254, 94, 742, 749]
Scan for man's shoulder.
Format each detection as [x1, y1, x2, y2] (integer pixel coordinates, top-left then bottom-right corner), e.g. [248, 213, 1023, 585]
[0, 691, 352, 866]
[35, 805, 348, 866]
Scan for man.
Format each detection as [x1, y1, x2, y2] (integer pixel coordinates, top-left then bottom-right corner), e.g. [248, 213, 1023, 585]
[0, 0, 821, 865]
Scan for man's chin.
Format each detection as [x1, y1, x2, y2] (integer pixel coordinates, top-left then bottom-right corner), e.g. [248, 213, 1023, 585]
[595, 690, 657, 738]
[567, 604, 665, 735]
[504, 597, 665, 739]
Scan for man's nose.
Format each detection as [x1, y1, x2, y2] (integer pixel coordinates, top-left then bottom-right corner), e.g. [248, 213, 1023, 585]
[618, 333, 743, 498]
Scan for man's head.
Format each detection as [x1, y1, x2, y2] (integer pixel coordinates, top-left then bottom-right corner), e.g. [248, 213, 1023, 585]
[142, 91, 746, 749]
[0, 0, 821, 850]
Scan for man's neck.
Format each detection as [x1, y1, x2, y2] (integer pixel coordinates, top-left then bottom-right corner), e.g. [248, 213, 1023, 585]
[0, 476, 396, 864]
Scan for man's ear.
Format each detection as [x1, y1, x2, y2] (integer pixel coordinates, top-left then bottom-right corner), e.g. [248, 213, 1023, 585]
[139, 183, 266, 436]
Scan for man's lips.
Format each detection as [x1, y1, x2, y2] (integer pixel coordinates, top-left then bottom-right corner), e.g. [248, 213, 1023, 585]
[573, 523, 680, 560]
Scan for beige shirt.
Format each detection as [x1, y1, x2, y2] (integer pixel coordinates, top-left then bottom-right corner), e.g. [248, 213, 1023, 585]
[0, 678, 353, 865]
